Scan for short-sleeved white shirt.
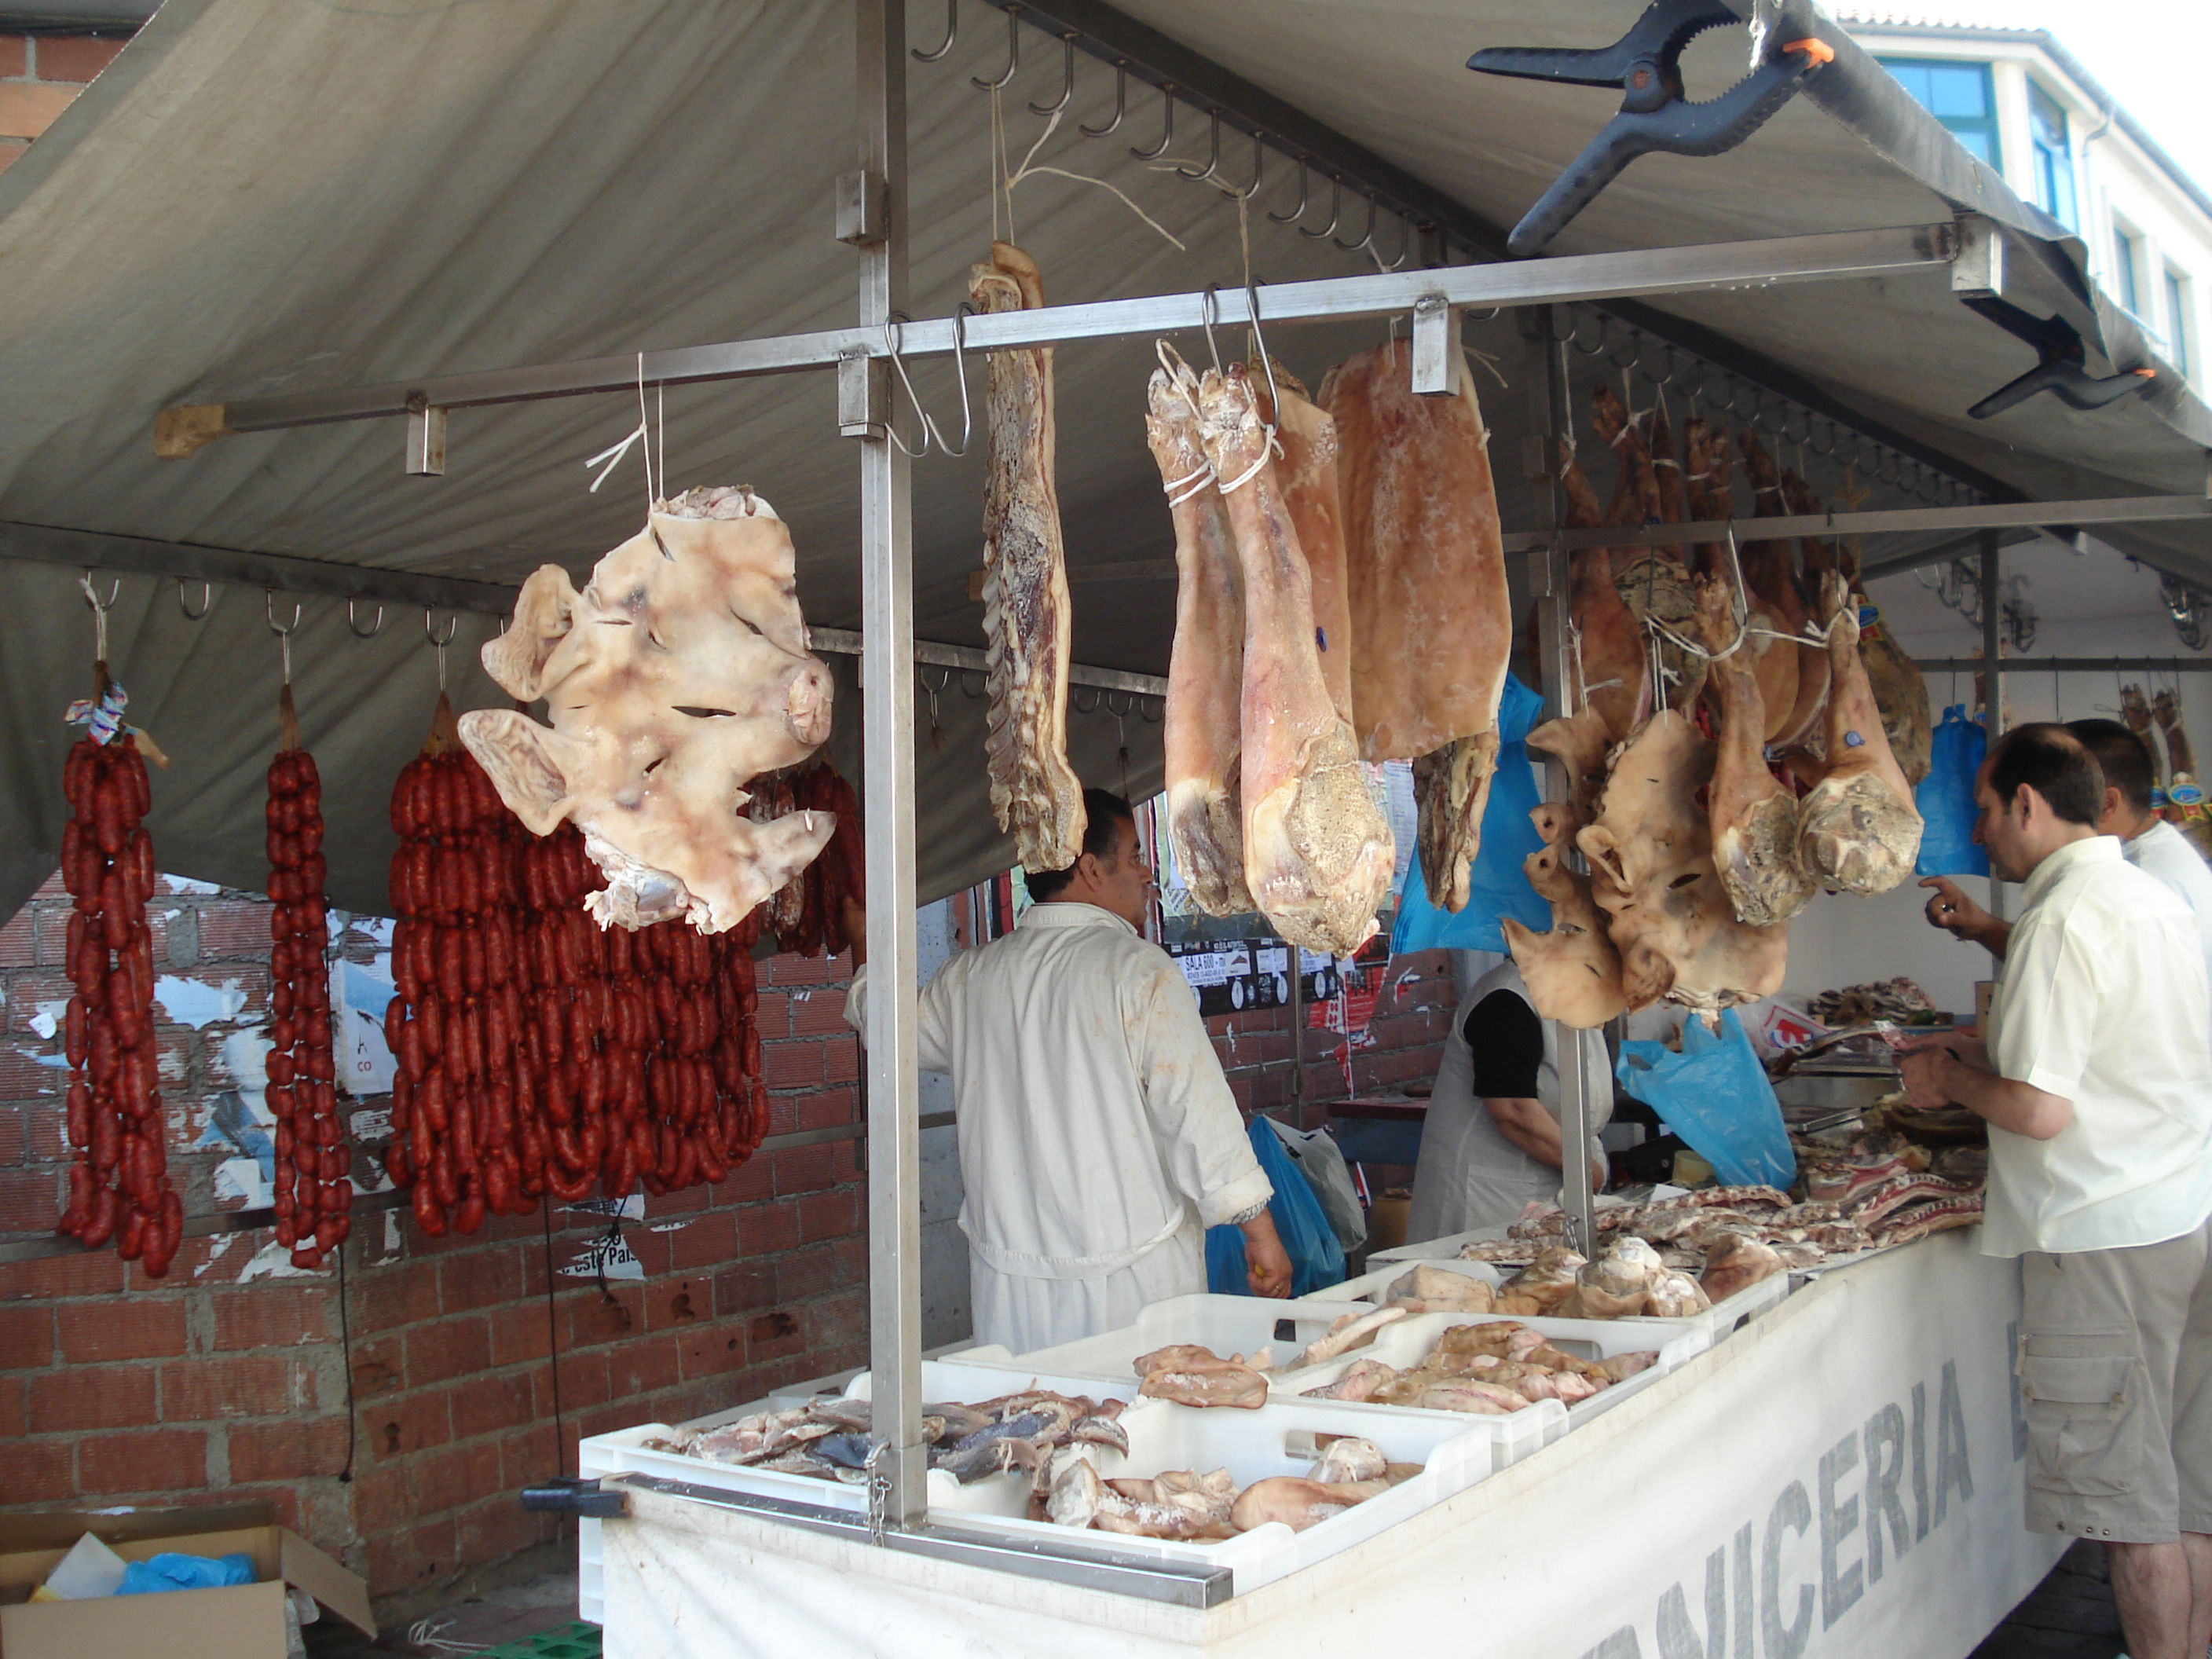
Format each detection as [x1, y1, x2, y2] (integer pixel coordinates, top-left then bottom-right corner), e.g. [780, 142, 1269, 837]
[1982, 835, 2212, 1257]
[2126, 819, 2212, 985]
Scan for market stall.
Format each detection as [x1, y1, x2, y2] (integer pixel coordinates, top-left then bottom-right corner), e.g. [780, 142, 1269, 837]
[6, 0, 2212, 1650]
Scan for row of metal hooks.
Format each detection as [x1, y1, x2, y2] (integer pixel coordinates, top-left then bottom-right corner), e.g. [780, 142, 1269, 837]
[916, 0, 1424, 269]
[79, 569, 470, 647]
[1552, 308, 1975, 509]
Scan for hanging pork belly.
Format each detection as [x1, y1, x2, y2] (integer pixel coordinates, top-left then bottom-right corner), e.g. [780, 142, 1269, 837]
[1144, 361, 1254, 918]
[971, 241, 1087, 874]
[1321, 338, 1511, 911]
[1178, 352, 1394, 956]
[463, 485, 837, 934]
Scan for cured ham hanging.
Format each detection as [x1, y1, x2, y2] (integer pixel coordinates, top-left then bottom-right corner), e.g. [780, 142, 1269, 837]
[463, 485, 837, 934]
[972, 241, 1087, 874]
[1322, 339, 1511, 913]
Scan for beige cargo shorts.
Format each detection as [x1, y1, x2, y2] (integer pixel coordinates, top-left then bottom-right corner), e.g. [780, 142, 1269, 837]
[2019, 1217, 2212, 1544]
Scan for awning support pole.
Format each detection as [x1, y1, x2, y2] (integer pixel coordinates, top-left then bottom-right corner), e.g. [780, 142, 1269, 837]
[1981, 527, 2005, 925]
[1523, 306, 1599, 1257]
[855, 0, 927, 1531]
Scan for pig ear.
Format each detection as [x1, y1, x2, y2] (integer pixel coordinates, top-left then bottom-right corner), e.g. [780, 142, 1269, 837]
[482, 565, 579, 701]
[456, 711, 576, 835]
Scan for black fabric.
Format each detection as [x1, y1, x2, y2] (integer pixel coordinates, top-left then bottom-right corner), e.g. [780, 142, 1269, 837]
[1465, 988, 1544, 1100]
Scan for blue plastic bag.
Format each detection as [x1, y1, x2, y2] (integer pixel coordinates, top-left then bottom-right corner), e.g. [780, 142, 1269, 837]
[1392, 673, 1551, 953]
[1617, 1009, 1796, 1189]
[116, 1551, 256, 1595]
[1914, 705, 1989, 878]
[1206, 1118, 1346, 1297]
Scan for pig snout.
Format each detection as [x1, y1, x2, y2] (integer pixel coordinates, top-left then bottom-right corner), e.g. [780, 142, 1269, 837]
[784, 657, 833, 747]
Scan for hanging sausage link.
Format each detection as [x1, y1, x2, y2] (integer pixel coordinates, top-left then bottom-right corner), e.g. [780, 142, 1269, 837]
[266, 745, 346, 1269]
[55, 732, 181, 1275]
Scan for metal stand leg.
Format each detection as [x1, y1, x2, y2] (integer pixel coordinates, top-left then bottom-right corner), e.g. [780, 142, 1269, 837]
[1979, 528, 2007, 925]
[854, 0, 925, 1529]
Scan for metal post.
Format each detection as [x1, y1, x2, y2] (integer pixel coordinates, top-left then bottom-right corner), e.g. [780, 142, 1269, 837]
[1980, 528, 2005, 925]
[855, 0, 925, 1529]
[1522, 306, 1599, 1256]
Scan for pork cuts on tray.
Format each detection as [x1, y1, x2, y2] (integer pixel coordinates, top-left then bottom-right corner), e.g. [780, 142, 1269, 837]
[972, 240, 1087, 874]
[1181, 352, 1395, 956]
[462, 485, 837, 934]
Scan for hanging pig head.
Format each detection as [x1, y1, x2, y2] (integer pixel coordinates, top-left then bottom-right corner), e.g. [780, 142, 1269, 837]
[460, 486, 836, 933]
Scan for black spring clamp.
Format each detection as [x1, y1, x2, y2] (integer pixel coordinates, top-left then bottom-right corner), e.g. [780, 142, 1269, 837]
[1470, 0, 1834, 257]
[1962, 296, 2157, 418]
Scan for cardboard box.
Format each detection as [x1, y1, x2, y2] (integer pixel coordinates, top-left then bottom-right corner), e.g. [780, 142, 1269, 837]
[0, 1500, 373, 1659]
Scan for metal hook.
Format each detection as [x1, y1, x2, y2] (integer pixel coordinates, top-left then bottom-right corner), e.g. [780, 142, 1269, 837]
[177, 579, 213, 621]
[266, 591, 302, 636]
[970, 3, 1020, 91]
[1221, 130, 1265, 203]
[423, 608, 458, 647]
[912, 0, 957, 62]
[878, 309, 974, 460]
[1268, 156, 1311, 225]
[1298, 173, 1342, 240]
[1029, 32, 1076, 115]
[1571, 313, 1610, 357]
[1129, 80, 1175, 159]
[346, 599, 385, 638]
[1199, 284, 1224, 373]
[81, 573, 119, 614]
[1079, 59, 1128, 137]
[1331, 189, 1378, 253]
[1245, 276, 1284, 427]
[1375, 212, 1414, 272]
[1176, 108, 1223, 181]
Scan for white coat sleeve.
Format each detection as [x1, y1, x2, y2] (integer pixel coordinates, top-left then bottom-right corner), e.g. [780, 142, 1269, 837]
[1126, 954, 1273, 1228]
[841, 961, 955, 1074]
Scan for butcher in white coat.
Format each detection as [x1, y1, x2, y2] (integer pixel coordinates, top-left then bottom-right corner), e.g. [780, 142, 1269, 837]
[844, 789, 1292, 1355]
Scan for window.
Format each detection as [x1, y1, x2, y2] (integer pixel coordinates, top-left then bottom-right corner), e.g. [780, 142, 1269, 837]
[2166, 268, 2191, 375]
[2028, 82, 2076, 229]
[1877, 57, 2000, 168]
[2114, 225, 2142, 315]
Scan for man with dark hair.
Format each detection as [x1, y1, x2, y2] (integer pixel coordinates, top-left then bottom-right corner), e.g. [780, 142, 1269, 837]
[1902, 723, 2212, 1659]
[1923, 718, 2212, 979]
[844, 789, 1291, 1353]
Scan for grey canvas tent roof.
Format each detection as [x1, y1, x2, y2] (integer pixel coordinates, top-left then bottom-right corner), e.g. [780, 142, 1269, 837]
[1, 0, 2205, 920]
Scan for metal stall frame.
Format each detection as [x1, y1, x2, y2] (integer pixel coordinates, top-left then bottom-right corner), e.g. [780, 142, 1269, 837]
[130, 2, 2212, 1603]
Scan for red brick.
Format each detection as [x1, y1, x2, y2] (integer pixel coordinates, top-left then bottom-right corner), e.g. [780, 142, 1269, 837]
[350, 1256, 441, 1333]
[777, 1244, 844, 1302]
[566, 1287, 641, 1350]
[0, 1302, 53, 1368]
[438, 1247, 522, 1315]
[0, 1166, 57, 1232]
[747, 1309, 806, 1362]
[546, 1346, 610, 1413]
[350, 1466, 412, 1540]
[677, 1319, 749, 1381]
[773, 1141, 851, 1195]
[364, 1514, 456, 1593]
[643, 1278, 710, 1333]
[794, 1087, 859, 1133]
[487, 1301, 551, 1368]
[27, 1361, 156, 1432]
[713, 1261, 776, 1316]
[160, 1353, 314, 1420]
[450, 1372, 529, 1442]
[78, 1427, 207, 1494]
[0, 907, 34, 968]
[797, 1187, 859, 1243]
[736, 1199, 799, 1254]
[765, 952, 839, 987]
[347, 1333, 404, 1400]
[454, 1492, 541, 1566]
[0, 1247, 124, 1301]
[34, 35, 127, 82]
[814, 1289, 867, 1349]
[761, 1041, 822, 1090]
[823, 1039, 859, 1084]
[0, 1373, 24, 1438]
[788, 990, 854, 1037]
[367, 1387, 452, 1459]
[668, 1209, 736, 1270]
[750, 991, 790, 1040]
[0, 81, 73, 141]
[193, 899, 275, 959]
[0, 1437, 72, 1504]
[211, 1284, 331, 1349]
[0, 1104, 32, 1164]
[229, 1415, 347, 1483]
[0, 36, 26, 77]
[405, 1315, 490, 1386]
[408, 1438, 502, 1516]
[58, 1297, 185, 1361]
[609, 1332, 682, 1401]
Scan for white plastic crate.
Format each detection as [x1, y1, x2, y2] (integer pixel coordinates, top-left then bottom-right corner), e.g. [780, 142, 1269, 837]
[928, 1387, 1557, 1596]
[944, 1295, 1377, 1386]
[575, 1360, 1137, 1622]
[1322, 1255, 1793, 1342]
[1281, 1309, 1706, 1438]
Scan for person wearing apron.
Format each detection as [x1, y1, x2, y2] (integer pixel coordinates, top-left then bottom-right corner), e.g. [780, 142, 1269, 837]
[1404, 959, 1611, 1245]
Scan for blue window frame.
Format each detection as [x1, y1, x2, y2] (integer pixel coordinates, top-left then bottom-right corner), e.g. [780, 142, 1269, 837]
[2029, 82, 2076, 230]
[2115, 227, 2142, 315]
[2166, 269, 2190, 375]
[1877, 57, 2000, 169]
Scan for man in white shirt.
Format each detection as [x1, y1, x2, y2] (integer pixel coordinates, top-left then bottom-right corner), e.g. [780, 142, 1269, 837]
[844, 789, 1291, 1355]
[1921, 717, 2212, 982]
[1901, 724, 2212, 1659]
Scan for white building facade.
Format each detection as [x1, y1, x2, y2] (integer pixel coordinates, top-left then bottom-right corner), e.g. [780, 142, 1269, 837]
[1842, 18, 2212, 384]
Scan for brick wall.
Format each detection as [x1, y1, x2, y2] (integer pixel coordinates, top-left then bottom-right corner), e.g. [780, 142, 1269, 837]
[0, 870, 870, 1621]
[0, 32, 128, 174]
